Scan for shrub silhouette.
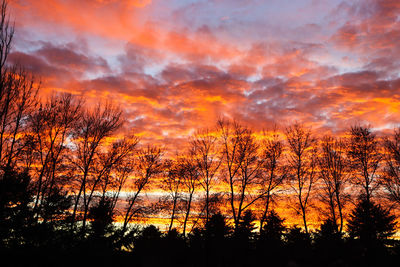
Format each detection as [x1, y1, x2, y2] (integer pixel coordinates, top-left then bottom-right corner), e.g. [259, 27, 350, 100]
[88, 197, 115, 238]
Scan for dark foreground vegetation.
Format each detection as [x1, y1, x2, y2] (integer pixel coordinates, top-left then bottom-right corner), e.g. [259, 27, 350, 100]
[2, 0, 400, 266]
[1, 189, 400, 267]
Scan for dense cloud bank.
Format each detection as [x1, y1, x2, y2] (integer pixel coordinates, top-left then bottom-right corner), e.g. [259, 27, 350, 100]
[7, 0, 400, 146]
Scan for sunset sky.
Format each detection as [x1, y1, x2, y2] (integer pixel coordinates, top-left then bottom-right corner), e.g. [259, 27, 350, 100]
[9, 0, 400, 144]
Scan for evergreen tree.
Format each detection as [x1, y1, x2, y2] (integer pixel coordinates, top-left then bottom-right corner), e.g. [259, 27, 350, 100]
[347, 198, 396, 244]
[285, 226, 313, 265]
[257, 210, 286, 266]
[346, 198, 397, 265]
[0, 169, 33, 248]
[259, 210, 286, 243]
[235, 209, 257, 241]
[314, 219, 344, 265]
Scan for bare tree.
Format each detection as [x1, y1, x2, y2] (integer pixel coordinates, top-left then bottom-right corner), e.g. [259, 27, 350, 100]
[259, 129, 286, 231]
[347, 125, 381, 204]
[108, 144, 137, 215]
[318, 136, 350, 233]
[218, 119, 264, 231]
[0, 0, 38, 171]
[189, 128, 221, 224]
[70, 102, 123, 231]
[176, 155, 200, 237]
[83, 135, 139, 231]
[0, 68, 38, 170]
[382, 128, 400, 206]
[99, 136, 139, 203]
[0, 0, 13, 74]
[122, 145, 162, 233]
[162, 158, 184, 233]
[29, 93, 82, 220]
[285, 123, 316, 234]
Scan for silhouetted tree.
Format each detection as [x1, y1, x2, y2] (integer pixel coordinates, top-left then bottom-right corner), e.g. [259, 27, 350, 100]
[0, 0, 38, 171]
[0, 168, 33, 248]
[29, 93, 82, 222]
[235, 209, 257, 241]
[347, 197, 397, 265]
[99, 136, 139, 206]
[259, 210, 286, 243]
[85, 136, 138, 233]
[285, 123, 317, 234]
[163, 228, 187, 266]
[312, 218, 346, 266]
[259, 128, 286, 231]
[70, 103, 123, 232]
[0, 0, 12, 74]
[39, 187, 72, 225]
[285, 225, 313, 265]
[232, 209, 258, 266]
[315, 218, 342, 241]
[318, 136, 350, 233]
[382, 128, 400, 206]
[122, 145, 162, 233]
[108, 152, 134, 214]
[190, 128, 221, 224]
[178, 155, 200, 237]
[257, 210, 286, 267]
[133, 225, 163, 267]
[347, 198, 396, 245]
[204, 213, 232, 267]
[347, 125, 381, 204]
[218, 119, 264, 230]
[162, 158, 183, 233]
[88, 197, 114, 238]
[204, 213, 232, 240]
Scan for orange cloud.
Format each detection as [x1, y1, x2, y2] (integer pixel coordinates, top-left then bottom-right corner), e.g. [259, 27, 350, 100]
[8, 0, 400, 150]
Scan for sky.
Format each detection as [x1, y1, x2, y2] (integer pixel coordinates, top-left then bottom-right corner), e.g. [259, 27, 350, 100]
[9, 0, 400, 145]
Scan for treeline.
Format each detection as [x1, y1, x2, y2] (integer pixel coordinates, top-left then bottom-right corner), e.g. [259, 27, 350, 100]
[2, 0, 400, 266]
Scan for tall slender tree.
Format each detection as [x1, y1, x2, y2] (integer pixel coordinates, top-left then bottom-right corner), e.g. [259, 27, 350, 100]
[0, 0, 38, 171]
[218, 119, 264, 231]
[318, 136, 349, 233]
[122, 145, 162, 233]
[285, 123, 317, 234]
[179, 155, 200, 237]
[347, 125, 381, 204]
[259, 129, 286, 231]
[382, 128, 400, 206]
[70, 103, 123, 232]
[163, 158, 183, 233]
[189, 128, 221, 224]
[29, 93, 82, 221]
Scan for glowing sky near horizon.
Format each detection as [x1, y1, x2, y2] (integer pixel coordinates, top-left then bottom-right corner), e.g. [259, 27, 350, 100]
[9, 0, 400, 144]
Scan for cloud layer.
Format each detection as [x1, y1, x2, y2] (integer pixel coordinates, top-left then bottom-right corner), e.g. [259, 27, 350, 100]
[10, 0, 400, 144]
